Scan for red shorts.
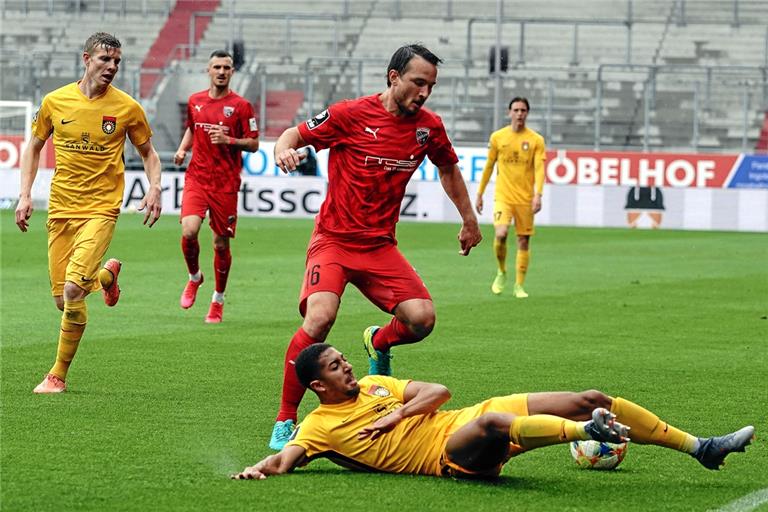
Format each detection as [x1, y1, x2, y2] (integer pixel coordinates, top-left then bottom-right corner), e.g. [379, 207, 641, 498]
[180, 184, 238, 238]
[298, 233, 431, 316]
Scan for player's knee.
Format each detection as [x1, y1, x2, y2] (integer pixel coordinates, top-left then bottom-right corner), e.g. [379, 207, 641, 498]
[303, 309, 337, 338]
[63, 281, 87, 301]
[410, 312, 435, 340]
[477, 413, 513, 439]
[578, 390, 612, 411]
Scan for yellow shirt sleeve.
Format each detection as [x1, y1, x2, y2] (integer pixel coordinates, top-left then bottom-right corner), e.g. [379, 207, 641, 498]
[126, 102, 152, 147]
[534, 133, 546, 195]
[477, 132, 498, 196]
[31, 96, 53, 142]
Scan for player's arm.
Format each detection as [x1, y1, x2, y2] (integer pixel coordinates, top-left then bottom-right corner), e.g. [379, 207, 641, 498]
[231, 445, 307, 480]
[438, 164, 482, 256]
[358, 381, 451, 440]
[273, 127, 309, 173]
[476, 139, 498, 214]
[135, 139, 162, 227]
[228, 134, 259, 152]
[209, 125, 259, 152]
[15, 135, 47, 232]
[531, 139, 546, 214]
[173, 127, 193, 165]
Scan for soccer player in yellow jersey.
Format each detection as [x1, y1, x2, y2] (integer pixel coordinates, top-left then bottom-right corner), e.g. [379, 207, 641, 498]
[232, 344, 754, 480]
[15, 32, 162, 394]
[476, 97, 546, 298]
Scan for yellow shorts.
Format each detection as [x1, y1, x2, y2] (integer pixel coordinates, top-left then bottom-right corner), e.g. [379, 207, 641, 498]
[440, 394, 530, 478]
[493, 202, 535, 236]
[47, 217, 116, 296]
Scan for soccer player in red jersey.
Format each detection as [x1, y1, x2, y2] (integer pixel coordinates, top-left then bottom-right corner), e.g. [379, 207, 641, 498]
[174, 50, 259, 323]
[268, 44, 482, 449]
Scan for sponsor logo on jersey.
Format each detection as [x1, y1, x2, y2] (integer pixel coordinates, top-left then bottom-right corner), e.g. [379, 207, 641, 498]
[249, 117, 257, 132]
[416, 127, 430, 146]
[223, 106, 234, 118]
[194, 104, 203, 112]
[306, 109, 329, 130]
[522, 141, 530, 151]
[81, 132, 90, 143]
[369, 385, 391, 397]
[61, 118, 75, 125]
[102, 116, 116, 134]
[364, 126, 379, 139]
[364, 155, 419, 173]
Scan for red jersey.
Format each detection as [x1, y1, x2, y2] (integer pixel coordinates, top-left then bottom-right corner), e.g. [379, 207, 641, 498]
[297, 94, 458, 247]
[185, 90, 258, 193]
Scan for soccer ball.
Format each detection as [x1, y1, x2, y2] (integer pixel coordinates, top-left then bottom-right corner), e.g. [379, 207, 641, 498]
[570, 440, 628, 470]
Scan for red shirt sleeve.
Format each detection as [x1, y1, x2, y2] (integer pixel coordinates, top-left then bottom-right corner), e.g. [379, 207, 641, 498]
[297, 101, 351, 151]
[425, 115, 458, 167]
[237, 99, 259, 139]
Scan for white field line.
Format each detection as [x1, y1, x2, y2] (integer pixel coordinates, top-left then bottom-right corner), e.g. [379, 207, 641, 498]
[710, 488, 768, 512]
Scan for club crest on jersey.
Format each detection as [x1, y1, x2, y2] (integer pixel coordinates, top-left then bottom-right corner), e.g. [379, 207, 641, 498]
[102, 116, 116, 134]
[416, 127, 430, 146]
[522, 141, 530, 151]
[369, 385, 391, 397]
[223, 106, 234, 118]
[306, 109, 330, 130]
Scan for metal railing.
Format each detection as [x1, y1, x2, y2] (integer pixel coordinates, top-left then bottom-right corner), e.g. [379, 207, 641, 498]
[188, 11, 342, 62]
[2, 0, 174, 18]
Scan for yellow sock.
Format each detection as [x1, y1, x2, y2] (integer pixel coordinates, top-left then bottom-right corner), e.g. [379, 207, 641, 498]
[98, 266, 114, 288]
[493, 238, 507, 274]
[611, 397, 697, 453]
[49, 300, 87, 381]
[515, 250, 529, 286]
[509, 414, 588, 450]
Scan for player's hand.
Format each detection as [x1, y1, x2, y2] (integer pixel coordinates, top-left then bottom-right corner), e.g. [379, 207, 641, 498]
[358, 409, 403, 441]
[208, 124, 231, 145]
[230, 465, 267, 480]
[458, 219, 482, 256]
[475, 195, 484, 215]
[173, 149, 186, 165]
[274, 146, 309, 174]
[531, 194, 542, 214]
[15, 196, 33, 232]
[138, 185, 162, 227]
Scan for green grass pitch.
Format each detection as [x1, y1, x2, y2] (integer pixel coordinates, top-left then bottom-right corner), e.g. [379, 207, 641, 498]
[1, 210, 766, 511]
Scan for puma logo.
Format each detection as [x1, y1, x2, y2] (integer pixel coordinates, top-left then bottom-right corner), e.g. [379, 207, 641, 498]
[364, 126, 379, 139]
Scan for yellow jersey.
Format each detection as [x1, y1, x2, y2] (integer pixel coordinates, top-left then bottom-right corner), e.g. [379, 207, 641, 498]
[478, 126, 546, 204]
[287, 376, 500, 476]
[32, 82, 153, 219]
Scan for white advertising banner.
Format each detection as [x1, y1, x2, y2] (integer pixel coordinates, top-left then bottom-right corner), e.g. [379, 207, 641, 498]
[1, 142, 766, 232]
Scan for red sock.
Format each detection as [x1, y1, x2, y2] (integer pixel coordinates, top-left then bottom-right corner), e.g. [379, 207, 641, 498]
[214, 246, 231, 293]
[276, 328, 318, 421]
[181, 237, 200, 276]
[372, 317, 423, 352]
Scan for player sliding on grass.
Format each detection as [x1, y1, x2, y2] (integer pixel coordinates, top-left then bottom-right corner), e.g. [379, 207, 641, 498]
[233, 344, 754, 480]
[173, 50, 259, 324]
[15, 32, 162, 394]
[268, 44, 482, 449]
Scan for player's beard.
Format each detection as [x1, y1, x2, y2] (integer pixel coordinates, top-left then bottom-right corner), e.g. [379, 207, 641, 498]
[345, 385, 361, 398]
[396, 98, 423, 117]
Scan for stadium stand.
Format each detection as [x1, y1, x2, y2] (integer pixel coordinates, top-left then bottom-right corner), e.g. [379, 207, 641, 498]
[1, 0, 766, 153]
